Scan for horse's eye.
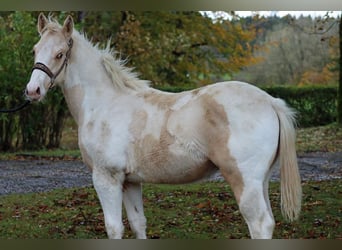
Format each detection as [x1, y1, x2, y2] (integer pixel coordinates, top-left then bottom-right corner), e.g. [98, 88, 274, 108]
[56, 53, 63, 59]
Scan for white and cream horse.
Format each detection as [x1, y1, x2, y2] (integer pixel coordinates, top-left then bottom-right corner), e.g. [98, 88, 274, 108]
[25, 14, 302, 239]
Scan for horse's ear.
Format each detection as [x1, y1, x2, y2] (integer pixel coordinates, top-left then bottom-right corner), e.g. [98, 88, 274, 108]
[62, 15, 74, 38]
[37, 13, 48, 34]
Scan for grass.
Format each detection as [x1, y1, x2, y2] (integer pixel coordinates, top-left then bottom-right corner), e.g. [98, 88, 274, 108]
[0, 123, 341, 238]
[0, 149, 81, 161]
[296, 123, 342, 153]
[0, 180, 341, 239]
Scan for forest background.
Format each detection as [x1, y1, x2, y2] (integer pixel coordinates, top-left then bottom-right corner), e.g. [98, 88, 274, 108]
[0, 11, 340, 150]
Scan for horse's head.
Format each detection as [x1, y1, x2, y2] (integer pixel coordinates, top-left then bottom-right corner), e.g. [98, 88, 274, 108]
[25, 13, 74, 101]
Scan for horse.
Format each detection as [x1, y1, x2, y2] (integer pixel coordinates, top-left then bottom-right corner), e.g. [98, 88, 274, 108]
[25, 13, 302, 239]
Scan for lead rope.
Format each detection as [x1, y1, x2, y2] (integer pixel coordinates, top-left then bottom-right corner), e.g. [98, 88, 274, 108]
[0, 99, 31, 113]
[1, 38, 73, 114]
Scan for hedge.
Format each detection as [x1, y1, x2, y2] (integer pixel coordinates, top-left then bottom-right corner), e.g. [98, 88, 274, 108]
[263, 86, 337, 127]
[158, 85, 338, 128]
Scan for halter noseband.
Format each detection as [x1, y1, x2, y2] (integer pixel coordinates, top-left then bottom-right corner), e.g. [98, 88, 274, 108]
[32, 38, 73, 89]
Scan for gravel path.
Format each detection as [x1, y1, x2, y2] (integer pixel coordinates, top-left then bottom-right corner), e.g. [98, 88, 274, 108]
[0, 160, 91, 196]
[0, 152, 341, 196]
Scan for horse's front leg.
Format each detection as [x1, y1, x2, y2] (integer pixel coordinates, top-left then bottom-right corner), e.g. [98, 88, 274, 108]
[123, 182, 147, 239]
[93, 168, 125, 239]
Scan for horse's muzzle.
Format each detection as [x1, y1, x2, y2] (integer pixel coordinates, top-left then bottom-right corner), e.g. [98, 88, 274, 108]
[25, 85, 41, 101]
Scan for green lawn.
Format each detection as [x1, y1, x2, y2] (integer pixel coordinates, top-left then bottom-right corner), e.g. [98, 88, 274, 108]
[0, 123, 341, 239]
[0, 180, 341, 239]
[296, 123, 342, 153]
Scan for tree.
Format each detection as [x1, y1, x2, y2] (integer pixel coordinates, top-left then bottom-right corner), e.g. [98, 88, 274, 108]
[0, 12, 68, 150]
[0, 11, 261, 150]
[338, 13, 342, 125]
[289, 13, 341, 125]
[234, 15, 339, 86]
[102, 11, 258, 87]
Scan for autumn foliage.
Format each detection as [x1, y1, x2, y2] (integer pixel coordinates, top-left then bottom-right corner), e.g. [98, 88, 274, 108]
[111, 11, 258, 86]
[0, 12, 340, 151]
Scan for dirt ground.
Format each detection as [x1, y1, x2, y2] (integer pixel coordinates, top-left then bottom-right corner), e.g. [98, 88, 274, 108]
[0, 152, 341, 196]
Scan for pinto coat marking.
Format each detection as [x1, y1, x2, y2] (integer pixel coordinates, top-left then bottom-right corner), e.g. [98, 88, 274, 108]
[25, 14, 302, 239]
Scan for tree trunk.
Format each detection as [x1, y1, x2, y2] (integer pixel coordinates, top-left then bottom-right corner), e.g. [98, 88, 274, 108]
[338, 13, 342, 125]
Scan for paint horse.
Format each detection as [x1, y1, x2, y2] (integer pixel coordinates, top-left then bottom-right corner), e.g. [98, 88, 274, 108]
[25, 13, 302, 239]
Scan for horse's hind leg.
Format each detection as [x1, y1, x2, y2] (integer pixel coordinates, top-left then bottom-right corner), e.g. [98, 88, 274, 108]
[93, 169, 125, 239]
[214, 154, 275, 239]
[123, 182, 147, 239]
[238, 181, 275, 239]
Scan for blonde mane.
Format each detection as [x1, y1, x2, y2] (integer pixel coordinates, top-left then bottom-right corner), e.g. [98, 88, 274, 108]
[43, 17, 150, 92]
[101, 48, 150, 92]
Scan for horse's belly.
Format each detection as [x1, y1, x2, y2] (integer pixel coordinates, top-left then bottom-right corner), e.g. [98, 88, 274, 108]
[125, 156, 218, 184]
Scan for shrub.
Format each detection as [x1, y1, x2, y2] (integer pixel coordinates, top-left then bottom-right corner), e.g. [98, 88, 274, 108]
[263, 86, 337, 127]
[0, 12, 67, 151]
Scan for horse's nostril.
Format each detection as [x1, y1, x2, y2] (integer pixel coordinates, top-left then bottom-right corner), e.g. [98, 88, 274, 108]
[36, 87, 40, 95]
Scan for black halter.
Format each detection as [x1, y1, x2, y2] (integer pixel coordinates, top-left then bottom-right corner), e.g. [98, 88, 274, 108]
[1, 38, 73, 113]
[32, 38, 73, 89]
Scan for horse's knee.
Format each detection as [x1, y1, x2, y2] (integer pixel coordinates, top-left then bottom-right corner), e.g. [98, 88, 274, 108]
[106, 222, 124, 239]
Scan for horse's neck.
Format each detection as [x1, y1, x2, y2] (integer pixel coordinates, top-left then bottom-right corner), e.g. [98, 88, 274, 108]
[61, 37, 121, 125]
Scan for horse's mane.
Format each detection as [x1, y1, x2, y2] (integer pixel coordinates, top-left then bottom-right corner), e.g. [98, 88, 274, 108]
[101, 46, 150, 92]
[43, 17, 150, 92]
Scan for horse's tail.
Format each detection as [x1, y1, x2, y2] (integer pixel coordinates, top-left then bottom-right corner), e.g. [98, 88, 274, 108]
[272, 98, 302, 221]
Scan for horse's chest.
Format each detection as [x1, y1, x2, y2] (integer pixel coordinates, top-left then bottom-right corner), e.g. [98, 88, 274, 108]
[78, 118, 131, 169]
